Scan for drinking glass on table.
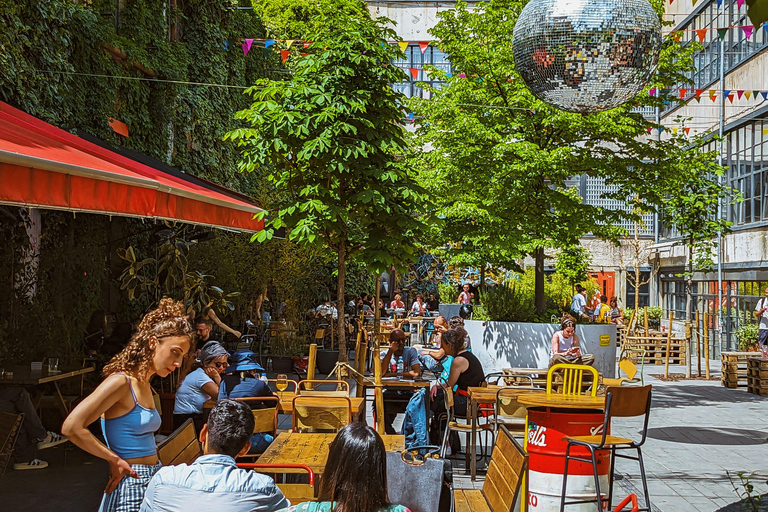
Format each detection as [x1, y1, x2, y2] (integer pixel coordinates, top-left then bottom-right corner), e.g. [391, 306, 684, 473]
[48, 358, 59, 373]
[276, 374, 288, 399]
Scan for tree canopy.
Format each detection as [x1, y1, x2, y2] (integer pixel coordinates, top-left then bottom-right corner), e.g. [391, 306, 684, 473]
[227, 16, 425, 356]
[252, 0, 371, 39]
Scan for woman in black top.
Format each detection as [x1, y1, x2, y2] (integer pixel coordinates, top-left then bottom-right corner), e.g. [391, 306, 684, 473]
[429, 327, 484, 443]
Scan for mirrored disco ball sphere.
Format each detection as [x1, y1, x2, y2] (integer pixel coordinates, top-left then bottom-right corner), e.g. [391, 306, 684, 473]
[512, 0, 661, 113]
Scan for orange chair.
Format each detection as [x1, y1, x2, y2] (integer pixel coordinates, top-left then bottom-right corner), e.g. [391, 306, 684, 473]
[237, 463, 316, 502]
[297, 379, 350, 397]
[233, 397, 279, 459]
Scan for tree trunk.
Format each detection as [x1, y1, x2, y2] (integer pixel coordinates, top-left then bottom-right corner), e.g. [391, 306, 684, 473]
[634, 219, 641, 313]
[337, 242, 348, 364]
[685, 241, 693, 378]
[480, 265, 485, 296]
[535, 248, 545, 313]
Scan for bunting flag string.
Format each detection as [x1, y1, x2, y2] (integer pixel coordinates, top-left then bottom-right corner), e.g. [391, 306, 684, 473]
[663, 22, 767, 40]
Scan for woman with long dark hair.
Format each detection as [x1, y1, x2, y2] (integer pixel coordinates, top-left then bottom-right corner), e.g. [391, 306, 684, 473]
[288, 423, 410, 512]
[63, 298, 194, 512]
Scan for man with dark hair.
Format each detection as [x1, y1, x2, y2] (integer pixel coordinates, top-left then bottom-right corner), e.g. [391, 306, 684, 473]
[195, 315, 218, 344]
[378, 329, 421, 435]
[140, 400, 289, 512]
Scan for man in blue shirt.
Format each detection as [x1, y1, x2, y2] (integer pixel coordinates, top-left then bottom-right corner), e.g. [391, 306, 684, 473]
[378, 329, 421, 435]
[140, 400, 289, 512]
[570, 284, 588, 322]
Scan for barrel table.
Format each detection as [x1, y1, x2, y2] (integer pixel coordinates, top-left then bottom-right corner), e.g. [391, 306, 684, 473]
[517, 393, 608, 512]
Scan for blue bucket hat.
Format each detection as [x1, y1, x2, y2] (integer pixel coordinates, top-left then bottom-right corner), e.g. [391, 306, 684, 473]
[224, 350, 264, 374]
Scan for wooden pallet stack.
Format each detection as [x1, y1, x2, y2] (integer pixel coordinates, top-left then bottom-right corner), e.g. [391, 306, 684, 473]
[721, 352, 760, 389]
[747, 357, 768, 396]
[624, 334, 687, 365]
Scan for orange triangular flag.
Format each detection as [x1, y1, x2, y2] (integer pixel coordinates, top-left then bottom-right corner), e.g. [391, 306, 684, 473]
[398, 41, 409, 53]
[679, 88, 688, 99]
[280, 50, 290, 63]
[303, 41, 311, 48]
[696, 29, 707, 41]
[418, 41, 430, 53]
[286, 40, 295, 49]
[727, 93, 735, 103]
[684, 127, 690, 135]
[410, 68, 420, 79]
[745, 91, 752, 100]
[737, 90, 744, 99]
[695, 89, 704, 99]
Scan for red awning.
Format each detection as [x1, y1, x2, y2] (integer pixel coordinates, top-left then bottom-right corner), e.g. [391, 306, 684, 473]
[0, 101, 263, 232]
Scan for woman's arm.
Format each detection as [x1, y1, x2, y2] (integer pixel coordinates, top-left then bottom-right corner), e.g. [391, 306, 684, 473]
[445, 355, 469, 388]
[551, 332, 561, 355]
[62, 375, 138, 493]
[207, 309, 241, 338]
[421, 348, 446, 360]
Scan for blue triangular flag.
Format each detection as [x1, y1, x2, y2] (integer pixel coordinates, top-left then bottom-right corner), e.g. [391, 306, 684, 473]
[723, 90, 731, 98]
[223, 40, 229, 50]
[445, 72, 453, 77]
[658, 126, 664, 133]
[761, 91, 768, 101]
[716, 0, 722, 5]
[265, 40, 276, 48]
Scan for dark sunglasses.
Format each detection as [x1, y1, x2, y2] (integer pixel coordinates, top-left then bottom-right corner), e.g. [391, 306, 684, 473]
[213, 361, 228, 368]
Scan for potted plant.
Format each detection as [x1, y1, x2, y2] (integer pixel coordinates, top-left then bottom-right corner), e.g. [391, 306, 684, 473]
[734, 323, 759, 352]
[271, 334, 307, 373]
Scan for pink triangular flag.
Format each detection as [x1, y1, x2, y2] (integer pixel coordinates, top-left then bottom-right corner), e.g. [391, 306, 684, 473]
[742, 25, 754, 39]
[737, 0, 745, 8]
[243, 39, 254, 56]
[737, 90, 744, 99]
[410, 68, 420, 79]
[417, 41, 430, 53]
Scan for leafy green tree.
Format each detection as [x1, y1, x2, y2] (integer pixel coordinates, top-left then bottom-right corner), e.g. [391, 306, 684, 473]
[660, 131, 739, 377]
[227, 17, 425, 361]
[253, 0, 370, 39]
[411, 0, 700, 312]
[555, 243, 592, 294]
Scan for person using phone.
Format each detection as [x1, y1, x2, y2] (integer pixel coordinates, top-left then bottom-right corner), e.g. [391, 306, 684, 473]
[549, 318, 595, 367]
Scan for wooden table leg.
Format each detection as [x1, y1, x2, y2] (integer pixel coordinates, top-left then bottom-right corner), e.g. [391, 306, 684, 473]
[470, 396, 477, 481]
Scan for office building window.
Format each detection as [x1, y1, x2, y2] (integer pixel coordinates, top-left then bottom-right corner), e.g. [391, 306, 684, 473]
[393, 44, 451, 99]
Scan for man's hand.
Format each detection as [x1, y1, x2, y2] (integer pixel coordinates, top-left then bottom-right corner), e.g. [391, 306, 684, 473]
[389, 340, 401, 353]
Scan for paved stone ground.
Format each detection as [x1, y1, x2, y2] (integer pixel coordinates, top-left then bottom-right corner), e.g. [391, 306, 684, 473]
[4, 362, 768, 511]
[452, 358, 768, 512]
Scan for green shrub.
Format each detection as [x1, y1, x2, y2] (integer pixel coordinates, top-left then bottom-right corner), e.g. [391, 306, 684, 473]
[480, 280, 536, 323]
[734, 323, 759, 351]
[438, 282, 459, 304]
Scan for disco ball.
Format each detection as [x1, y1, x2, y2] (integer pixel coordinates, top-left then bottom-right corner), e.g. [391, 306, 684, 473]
[512, 0, 662, 113]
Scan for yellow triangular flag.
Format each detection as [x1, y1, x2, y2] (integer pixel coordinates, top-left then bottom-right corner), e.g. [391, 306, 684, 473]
[672, 128, 678, 134]
[398, 41, 409, 53]
[763, 128, 768, 136]
[286, 40, 295, 49]
[745, 91, 752, 100]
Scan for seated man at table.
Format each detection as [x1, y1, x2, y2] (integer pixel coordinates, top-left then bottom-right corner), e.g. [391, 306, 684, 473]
[378, 329, 421, 435]
[140, 399, 289, 512]
[0, 387, 68, 470]
[418, 315, 449, 376]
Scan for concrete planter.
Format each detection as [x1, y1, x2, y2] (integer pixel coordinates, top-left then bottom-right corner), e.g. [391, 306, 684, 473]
[462, 320, 616, 378]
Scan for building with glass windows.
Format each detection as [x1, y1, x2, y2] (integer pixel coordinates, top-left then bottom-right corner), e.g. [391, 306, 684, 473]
[654, 0, 768, 350]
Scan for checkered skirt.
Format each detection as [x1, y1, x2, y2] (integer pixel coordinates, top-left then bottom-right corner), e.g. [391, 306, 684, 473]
[98, 462, 161, 512]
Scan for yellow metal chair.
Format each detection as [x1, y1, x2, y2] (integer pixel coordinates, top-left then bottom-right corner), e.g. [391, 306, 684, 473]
[233, 397, 279, 459]
[547, 363, 599, 396]
[292, 396, 352, 433]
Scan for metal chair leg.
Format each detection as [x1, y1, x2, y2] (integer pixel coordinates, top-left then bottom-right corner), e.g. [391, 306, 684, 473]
[637, 447, 651, 512]
[588, 446, 603, 512]
[608, 446, 617, 509]
[560, 443, 572, 512]
[440, 415, 451, 458]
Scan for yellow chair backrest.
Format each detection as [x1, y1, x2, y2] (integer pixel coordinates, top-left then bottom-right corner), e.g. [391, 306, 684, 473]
[292, 396, 352, 433]
[619, 357, 638, 381]
[298, 379, 350, 397]
[496, 389, 527, 419]
[547, 363, 599, 396]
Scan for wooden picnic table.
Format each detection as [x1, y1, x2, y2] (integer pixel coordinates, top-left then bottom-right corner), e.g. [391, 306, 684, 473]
[0, 366, 94, 415]
[467, 385, 542, 480]
[258, 432, 404, 474]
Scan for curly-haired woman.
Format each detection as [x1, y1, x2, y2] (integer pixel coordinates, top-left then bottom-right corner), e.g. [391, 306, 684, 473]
[63, 298, 195, 512]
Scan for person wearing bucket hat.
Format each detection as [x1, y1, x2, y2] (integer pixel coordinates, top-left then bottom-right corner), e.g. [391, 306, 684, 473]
[219, 351, 276, 454]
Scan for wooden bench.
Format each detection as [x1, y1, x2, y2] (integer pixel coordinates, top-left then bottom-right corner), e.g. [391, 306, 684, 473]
[454, 425, 528, 512]
[157, 418, 202, 466]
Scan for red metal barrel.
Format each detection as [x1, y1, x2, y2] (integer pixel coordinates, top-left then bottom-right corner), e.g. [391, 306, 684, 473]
[527, 408, 611, 511]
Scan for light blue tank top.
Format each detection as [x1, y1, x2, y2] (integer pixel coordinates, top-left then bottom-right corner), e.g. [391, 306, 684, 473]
[101, 374, 161, 459]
